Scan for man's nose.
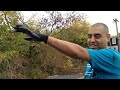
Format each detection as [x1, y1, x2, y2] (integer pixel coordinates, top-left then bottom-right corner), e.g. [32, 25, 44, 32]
[90, 36, 96, 42]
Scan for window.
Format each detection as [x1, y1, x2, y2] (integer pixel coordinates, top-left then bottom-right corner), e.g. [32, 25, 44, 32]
[112, 38, 116, 44]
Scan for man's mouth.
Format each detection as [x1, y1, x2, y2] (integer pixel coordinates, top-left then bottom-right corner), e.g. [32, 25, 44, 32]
[89, 44, 98, 49]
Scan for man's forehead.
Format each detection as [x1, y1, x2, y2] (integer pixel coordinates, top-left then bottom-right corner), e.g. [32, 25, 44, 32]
[88, 26, 105, 34]
[88, 30, 102, 34]
[88, 33, 102, 36]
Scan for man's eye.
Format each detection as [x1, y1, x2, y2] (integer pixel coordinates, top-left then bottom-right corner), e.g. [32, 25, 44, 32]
[88, 35, 92, 38]
[94, 34, 101, 39]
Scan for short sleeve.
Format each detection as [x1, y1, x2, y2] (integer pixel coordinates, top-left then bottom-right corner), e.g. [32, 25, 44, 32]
[87, 49, 114, 71]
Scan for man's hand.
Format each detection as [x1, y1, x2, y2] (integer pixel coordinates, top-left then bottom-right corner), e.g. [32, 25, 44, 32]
[13, 24, 31, 34]
[13, 24, 48, 43]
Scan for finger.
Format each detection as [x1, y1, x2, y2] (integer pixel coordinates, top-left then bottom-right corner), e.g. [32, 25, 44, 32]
[15, 24, 24, 28]
[13, 24, 26, 30]
[24, 37, 33, 41]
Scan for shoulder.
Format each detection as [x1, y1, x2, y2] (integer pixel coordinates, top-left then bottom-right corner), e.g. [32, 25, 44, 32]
[87, 48, 118, 56]
[86, 48, 120, 63]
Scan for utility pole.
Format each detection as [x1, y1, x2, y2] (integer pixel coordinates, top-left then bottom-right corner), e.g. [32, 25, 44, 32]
[113, 18, 120, 52]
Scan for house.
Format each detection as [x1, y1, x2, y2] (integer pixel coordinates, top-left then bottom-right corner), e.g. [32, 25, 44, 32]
[108, 33, 120, 52]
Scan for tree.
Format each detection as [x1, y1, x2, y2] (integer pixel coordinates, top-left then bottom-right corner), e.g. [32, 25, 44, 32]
[0, 11, 91, 79]
[37, 11, 87, 35]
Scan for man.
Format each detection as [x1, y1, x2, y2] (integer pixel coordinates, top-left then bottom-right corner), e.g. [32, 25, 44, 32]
[13, 23, 120, 79]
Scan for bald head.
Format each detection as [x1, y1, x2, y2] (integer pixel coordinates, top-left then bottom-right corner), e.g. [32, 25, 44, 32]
[87, 23, 110, 49]
[91, 23, 109, 34]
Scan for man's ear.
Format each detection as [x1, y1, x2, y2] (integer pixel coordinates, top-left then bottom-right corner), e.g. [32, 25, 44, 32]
[107, 34, 111, 42]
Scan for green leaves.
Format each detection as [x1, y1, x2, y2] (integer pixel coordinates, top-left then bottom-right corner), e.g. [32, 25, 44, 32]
[0, 11, 90, 78]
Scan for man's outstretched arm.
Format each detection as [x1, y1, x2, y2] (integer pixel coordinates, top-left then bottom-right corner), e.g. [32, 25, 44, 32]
[13, 24, 90, 62]
[47, 36, 90, 61]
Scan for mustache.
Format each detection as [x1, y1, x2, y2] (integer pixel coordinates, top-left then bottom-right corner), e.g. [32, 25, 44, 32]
[89, 43, 98, 46]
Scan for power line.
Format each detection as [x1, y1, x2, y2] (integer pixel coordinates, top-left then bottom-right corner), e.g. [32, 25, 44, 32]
[113, 18, 120, 52]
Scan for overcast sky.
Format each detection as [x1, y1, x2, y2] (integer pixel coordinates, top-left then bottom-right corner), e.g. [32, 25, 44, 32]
[21, 11, 120, 36]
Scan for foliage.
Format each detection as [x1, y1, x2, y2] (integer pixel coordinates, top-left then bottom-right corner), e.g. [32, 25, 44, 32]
[37, 11, 87, 34]
[53, 20, 90, 47]
[0, 11, 90, 79]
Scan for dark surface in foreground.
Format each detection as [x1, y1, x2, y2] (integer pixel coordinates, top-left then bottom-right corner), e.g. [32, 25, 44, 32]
[46, 73, 84, 79]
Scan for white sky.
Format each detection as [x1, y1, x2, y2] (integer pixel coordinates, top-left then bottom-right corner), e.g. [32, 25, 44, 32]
[21, 11, 120, 36]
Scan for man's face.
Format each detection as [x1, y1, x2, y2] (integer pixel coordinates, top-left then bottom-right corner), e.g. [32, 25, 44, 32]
[87, 26, 110, 49]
